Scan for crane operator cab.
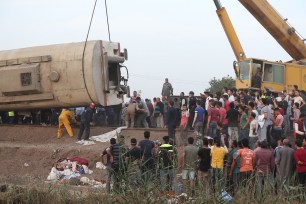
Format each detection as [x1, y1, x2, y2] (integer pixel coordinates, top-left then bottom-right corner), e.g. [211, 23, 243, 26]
[235, 58, 287, 93]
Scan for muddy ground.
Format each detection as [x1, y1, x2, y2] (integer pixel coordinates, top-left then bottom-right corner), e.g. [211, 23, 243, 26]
[0, 125, 178, 185]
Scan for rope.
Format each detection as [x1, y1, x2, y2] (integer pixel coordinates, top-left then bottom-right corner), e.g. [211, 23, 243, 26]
[81, 0, 98, 103]
[104, 0, 112, 42]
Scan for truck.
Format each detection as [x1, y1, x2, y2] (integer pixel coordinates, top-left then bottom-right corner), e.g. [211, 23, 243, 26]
[213, 0, 306, 93]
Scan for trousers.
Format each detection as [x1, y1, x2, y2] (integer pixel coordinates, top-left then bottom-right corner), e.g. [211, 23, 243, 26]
[78, 122, 90, 140]
[57, 118, 73, 138]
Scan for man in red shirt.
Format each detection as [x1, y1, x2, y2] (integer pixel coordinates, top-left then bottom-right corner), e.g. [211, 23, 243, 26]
[254, 141, 275, 199]
[206, 101, 220, 138]
[294, 139, 306, 186]
[295, 114, 306, 142]
[217, 101, 228, 145]
[223, 95, 230, 111]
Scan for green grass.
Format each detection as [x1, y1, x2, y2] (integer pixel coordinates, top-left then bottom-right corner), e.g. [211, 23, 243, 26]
[0, 167, 305, 204]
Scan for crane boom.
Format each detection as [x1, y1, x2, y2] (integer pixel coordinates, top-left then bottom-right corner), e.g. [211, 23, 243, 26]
[238, 0, 306, 61]
[213, 0, 246, 61]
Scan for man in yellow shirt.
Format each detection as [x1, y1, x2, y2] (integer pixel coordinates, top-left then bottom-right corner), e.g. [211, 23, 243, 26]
[211, 138, 228, 187]
[57, 108, 76, 139]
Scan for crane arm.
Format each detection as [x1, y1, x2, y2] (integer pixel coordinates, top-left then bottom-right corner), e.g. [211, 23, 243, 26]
[238, 0, 306, 61]
[213, 0, 246, 61]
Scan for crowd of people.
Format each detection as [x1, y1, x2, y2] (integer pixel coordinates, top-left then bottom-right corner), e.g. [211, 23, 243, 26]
[104, 79, 306, 199]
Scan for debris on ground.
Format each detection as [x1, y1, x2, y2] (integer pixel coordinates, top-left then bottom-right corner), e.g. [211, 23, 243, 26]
[46, 157, 93, 183]
[90, 127, 127, 143]
[96, 162, 106, 170]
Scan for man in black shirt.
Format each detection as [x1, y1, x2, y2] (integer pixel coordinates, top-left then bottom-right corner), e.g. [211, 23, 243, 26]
[158, 136, 177, 192]
[226, 102, 239, 146]
[188, 91, 197, 130]
[77, 103, 95, 143]
[166, 101, 178, 144]
[102, 138, 122, 192]
[125, 138, 142, 187]
[198, 138, 211, 191]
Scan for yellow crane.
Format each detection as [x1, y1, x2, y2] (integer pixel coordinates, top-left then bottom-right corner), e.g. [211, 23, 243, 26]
[213, 0, 306, 93]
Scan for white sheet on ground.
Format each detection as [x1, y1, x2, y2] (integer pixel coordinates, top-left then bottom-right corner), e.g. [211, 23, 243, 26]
[90, 126, 127, 143]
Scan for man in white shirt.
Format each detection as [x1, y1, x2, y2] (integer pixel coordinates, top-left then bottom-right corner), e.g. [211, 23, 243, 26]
[294, 90, 305, 106]
[228, 89, 235, 103]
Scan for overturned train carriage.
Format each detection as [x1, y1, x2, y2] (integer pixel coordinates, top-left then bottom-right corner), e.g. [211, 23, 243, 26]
[0, 40, 129, 110]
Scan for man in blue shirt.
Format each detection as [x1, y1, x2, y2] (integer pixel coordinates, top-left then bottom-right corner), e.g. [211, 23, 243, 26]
[192, 101, 205, 137]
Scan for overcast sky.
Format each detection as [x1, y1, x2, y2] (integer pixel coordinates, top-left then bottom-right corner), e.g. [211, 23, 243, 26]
[1, 0, 305, 101]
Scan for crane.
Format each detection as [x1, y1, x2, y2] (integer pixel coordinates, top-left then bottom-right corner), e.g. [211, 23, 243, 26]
[213, 0, 306, 93]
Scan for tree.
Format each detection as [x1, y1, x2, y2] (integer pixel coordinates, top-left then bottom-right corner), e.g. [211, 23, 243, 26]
[206, 75, 235, 94]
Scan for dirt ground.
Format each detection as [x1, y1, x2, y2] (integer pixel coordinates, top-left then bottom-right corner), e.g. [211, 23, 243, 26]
[0, 125, 181, 185]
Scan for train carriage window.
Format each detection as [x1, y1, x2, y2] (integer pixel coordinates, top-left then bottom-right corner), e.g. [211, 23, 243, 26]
[20, 72, 32, 86]
[263, 63, 284, 84]
[108, 63, 119, 86]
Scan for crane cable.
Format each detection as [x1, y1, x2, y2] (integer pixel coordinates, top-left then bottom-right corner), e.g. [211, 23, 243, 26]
[81, 0, 98, 103]
[105, 0, 112, 42]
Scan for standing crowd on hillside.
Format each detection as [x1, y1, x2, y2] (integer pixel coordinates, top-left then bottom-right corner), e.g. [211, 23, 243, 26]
[102, 78, 306, 199]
